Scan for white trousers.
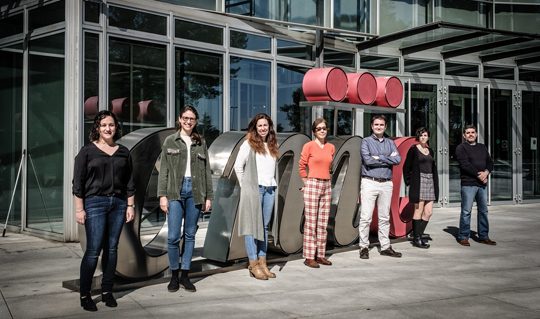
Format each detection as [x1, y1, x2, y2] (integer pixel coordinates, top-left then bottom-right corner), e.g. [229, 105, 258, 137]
[359, 178, 393, 250]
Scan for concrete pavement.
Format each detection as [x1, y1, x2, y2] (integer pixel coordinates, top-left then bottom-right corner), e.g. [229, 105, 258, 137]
[1, 203, 539, 318]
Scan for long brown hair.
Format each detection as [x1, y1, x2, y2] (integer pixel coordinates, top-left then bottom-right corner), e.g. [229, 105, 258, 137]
[246, 113, 279, 158]
[178, 105, 204, 145]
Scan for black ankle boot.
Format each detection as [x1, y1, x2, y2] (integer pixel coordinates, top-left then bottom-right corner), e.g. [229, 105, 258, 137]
[412, 219, 429, 249]
[180, 269, 196, 292]
[168, 269, 179, 292]
[80, 295, 97, 312]
[420, 219, 431, 248]
[101, 292, 117, 307]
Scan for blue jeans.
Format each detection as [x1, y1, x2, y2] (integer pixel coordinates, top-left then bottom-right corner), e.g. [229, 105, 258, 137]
[459, 185, 490, 241]
[80, 195, 126, 297]
[167, 177, 201, 271]
[245, 186, 275, 261]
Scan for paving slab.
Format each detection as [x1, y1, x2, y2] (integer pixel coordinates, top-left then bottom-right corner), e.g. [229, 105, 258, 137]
[1, 204, 540, 318]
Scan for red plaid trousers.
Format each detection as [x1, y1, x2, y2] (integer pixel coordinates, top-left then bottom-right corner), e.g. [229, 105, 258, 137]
[302, 178, 331, 259]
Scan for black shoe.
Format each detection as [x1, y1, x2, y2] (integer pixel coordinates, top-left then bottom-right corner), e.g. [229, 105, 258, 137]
[180, 270, 196, 292]
[380, 246, 402, 257]
[80, 295, 97, 312]
[413, 236, 430, 249]
[412, 219, 430, 249]
[359, 247, 369, 259]
[101, 293, 117, 307]
[168, 269, 179, 292]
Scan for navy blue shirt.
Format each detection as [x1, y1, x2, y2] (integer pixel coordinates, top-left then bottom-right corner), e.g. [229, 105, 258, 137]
[360, 134, 401, 179]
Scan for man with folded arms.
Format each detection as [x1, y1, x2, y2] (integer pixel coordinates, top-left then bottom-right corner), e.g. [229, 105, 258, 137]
[359, 115, 402, 259]
[456, 125, 496, 246]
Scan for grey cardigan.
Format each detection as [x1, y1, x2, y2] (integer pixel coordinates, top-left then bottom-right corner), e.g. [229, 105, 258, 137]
[237, 148, 265, 241]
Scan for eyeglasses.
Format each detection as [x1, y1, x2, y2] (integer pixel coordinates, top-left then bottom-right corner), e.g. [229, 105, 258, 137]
[181, 117, 197, 122]
[315, 127, 327, 132]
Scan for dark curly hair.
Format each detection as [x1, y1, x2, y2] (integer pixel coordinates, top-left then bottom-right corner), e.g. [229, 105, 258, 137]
[89, 110, 122, 142]
[415, 127, 430, 141]
[178, 105, 204, 145]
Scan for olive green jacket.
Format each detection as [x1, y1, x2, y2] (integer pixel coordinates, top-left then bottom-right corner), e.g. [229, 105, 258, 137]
[157, 131, 214, 204]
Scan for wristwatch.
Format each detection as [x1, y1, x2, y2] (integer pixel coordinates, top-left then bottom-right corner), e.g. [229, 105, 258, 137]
[127, 204, 135, 208]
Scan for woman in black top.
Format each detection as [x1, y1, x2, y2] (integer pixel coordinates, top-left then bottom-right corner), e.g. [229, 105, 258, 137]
[403, 127, 439, 249]
[73, 110, 135, 311]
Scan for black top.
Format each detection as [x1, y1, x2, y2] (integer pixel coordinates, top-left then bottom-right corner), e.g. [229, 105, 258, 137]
[418, 149, 433, 174]
[72, 143, 136, 199]
[403, 145, 439, 203]
[455, 142, 494, 187]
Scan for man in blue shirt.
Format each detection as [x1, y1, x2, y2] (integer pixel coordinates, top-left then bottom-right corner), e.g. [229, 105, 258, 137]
[359, 115, 402, 259]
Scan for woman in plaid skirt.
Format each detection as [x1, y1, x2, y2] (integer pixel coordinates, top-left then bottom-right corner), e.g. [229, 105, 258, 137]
[235, 113, 280, 280]
[299, 118, 335, 268]
[403, 127, 439, 249]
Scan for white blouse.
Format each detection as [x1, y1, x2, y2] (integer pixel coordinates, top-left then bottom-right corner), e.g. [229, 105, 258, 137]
[234, 140, 277, 187]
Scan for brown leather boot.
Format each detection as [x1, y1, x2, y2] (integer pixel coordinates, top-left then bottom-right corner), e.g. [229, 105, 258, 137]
[258, 257, 276, 278]
[248, 259, 268, 280]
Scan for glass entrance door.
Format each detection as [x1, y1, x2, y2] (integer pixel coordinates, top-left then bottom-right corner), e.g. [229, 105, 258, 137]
[486, 87, 515, 202]
[405, 82, 441, 205]
[444, 84, 479, 204]
[522, 90, 540, 200]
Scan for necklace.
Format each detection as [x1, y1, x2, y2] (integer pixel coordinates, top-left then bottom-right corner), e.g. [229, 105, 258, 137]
[417, 145, 429, 155]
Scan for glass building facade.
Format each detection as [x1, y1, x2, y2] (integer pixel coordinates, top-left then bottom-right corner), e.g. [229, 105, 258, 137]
[1, 0, 539, 240]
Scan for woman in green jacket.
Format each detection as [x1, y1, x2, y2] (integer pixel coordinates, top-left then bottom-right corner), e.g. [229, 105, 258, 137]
[157, 106, 214, 293]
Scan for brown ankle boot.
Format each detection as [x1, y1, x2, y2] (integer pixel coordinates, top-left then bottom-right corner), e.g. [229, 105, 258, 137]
[248, 259, 268, 280]
[258, 257, 276, 278]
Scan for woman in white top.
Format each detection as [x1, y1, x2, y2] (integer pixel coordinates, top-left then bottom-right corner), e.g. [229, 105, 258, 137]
[234, 113, 279, 280]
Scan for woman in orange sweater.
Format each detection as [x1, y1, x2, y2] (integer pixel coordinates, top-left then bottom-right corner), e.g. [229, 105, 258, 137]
[299, 118, 335, 268]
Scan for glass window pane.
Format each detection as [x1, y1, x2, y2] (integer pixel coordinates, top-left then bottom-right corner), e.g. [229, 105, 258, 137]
[84, 33, 99, 144]
[325, 49, 355, 68]
[175, 20, 223, 46]
[0, 45, 23, 226]
[230, 30, 271, 52]
[28, 0, 65, 31]
[434, 0, 492, 28]
[324, 109, 335, 135]
[378, 0, 428, 35]
[109, 38, 167, 135]
[360, 55, 399, 71]
[406, 84, 438, 154]
[176, 48, 223, 146]
[495, 4, 540, 34]
[484, 66, 514, 80]
[230, 57, 271, 131]
[155, 0, 217, 10]
[334, 0, 370, 33]
[27, 33, 65, 234]
[84, 1, 100, 24]
[519, 68, 540, 82]
[404, 59, 440, 74]
[276, 64, 310, 133]
[290, 0, 323, 26]
[109, 6, 167, 36]
[0, 13, 23, 39]
[337, 110, 352, 135]
[225, 0, 323, 26]
[446, 62, 479, 77]
[28, 33, 65, 55]
[277, 40, 312, 60]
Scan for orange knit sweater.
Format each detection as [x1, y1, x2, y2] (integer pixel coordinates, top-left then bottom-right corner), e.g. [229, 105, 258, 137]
[299, 140, 335, 180]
